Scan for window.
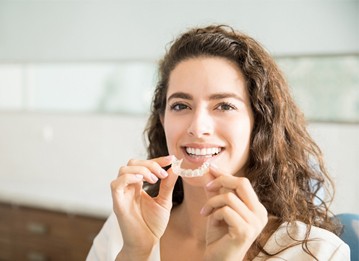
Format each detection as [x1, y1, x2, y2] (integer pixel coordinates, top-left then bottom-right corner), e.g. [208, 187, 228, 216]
[0, 55, 358, 122]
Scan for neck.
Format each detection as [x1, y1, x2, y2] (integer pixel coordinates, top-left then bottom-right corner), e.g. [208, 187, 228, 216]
[171, 182, 209, 242]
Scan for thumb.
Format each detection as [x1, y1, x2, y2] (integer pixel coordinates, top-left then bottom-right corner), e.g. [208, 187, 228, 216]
[156, 168, 178, 208]
[204, 163, 224, 199]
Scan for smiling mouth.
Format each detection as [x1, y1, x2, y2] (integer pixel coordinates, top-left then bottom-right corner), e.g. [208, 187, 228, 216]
[185, 147, 222, 157]
[172, 146, 222, 177]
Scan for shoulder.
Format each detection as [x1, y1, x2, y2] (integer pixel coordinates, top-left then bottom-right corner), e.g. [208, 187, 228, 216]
[256, 221, 350, 261]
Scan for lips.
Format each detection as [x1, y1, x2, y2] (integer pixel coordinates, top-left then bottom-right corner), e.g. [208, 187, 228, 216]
[177, 144, 223, 169]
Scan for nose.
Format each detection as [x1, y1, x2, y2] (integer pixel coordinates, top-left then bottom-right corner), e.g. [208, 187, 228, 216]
[187, 108, 214, 137]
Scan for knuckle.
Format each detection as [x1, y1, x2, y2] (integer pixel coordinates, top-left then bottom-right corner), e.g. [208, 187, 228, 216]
[258, 203, 268, 217]
[149, 160, 159, 169]
[137, 165, 149, 175]
[262, 205, 268, 216]
[148, 161, 161, 174]
[219, 175, 226, 182]
[224, 192, 236, 202]
[253, 206, 268, 227]
[110, 179, 118, 191]
[247, 226, 257, 239]
[215, 206, 234, 221]
[239, 177, 251, 186]
[118, 166, 126, 174]
[261, 208, 269, 223]
[127, 158, 136, 165]
[221, 205, 232, 215]
[217, 175, 226, 185]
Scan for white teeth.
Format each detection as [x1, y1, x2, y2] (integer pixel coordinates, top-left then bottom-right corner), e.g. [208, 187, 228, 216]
[185, 147, 221, 156]
[171, 157, 210, 178]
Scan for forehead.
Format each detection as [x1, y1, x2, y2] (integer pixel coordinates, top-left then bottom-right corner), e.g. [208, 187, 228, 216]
[167, 57, 247, 98]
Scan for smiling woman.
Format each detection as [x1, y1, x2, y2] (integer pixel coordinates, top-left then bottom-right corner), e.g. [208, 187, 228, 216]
[86, 25, 350, 261]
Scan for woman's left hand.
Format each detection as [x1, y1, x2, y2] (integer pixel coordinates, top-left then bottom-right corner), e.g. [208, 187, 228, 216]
[201, 165, 268, 261]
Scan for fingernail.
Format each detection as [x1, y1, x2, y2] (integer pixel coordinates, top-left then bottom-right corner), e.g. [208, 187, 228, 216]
[200, 207, 206, 216]
[160, 169, 168, 178]
[200, 206, 210, 216]
[151, 173, 159, 183]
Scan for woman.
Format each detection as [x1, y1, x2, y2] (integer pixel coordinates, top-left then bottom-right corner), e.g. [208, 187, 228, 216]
[87, 25, 349, 260]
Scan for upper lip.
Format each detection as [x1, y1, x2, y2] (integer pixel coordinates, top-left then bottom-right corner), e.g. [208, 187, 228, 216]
[182, 143, 224, 149]
[182, 143, 224, 156]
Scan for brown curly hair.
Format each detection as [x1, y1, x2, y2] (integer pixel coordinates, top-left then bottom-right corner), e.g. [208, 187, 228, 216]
[143, 25, 341, 258]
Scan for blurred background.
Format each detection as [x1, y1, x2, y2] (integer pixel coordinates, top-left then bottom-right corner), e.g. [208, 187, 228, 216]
[0, 0, 358, 260]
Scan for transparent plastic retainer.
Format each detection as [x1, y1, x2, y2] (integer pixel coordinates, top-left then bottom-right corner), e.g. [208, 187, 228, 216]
[171, 157, 210, 178]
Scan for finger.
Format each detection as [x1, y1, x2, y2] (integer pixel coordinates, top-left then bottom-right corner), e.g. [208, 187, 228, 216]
[119, 165, 160, 184]
[111, 173, 144, 189]
[208, 162, 231, 178]
[211, 206, 250, 240]
[211, 206, 243, 226]
[111, 174, 144, 213]
[111, 174, 144, 199]
[128, 155, 174, 168]
[205, 163, 233, 198]
[151, 155, 175, 167]
[206, 176, 260, 212]
[213, 205, 268, 233]
[156, 168, 179, 207]
[127, 155, 173, 179]
[201, 192, 253, 224]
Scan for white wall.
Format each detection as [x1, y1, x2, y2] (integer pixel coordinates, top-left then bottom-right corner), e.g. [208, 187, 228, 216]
[0, 0, 358, 62]
[0, 112, 147, 216]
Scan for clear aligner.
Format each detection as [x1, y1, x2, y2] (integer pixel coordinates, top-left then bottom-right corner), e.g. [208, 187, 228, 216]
[171, 157, 209, 178]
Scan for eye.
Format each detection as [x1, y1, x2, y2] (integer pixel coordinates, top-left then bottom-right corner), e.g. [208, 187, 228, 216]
[216, 102, 237, 111]
[169, 102, 190, 111]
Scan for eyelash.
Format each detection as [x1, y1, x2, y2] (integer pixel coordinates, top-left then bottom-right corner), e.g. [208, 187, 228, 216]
[169, 102, 238, 112]
[169, 103, 189, 111]
[215, 102, 238, 111]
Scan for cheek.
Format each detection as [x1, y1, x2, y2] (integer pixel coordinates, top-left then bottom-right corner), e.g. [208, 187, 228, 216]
[226, 117, 253, 157]
[222, 114, 253, 139]
[163, 118, 181, 152]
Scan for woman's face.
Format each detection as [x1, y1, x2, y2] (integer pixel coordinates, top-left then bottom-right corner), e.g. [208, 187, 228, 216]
[162, 57, 254, 179]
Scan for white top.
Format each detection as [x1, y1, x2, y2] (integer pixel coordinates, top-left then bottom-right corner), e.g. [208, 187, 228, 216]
[87, 213, 350, 261]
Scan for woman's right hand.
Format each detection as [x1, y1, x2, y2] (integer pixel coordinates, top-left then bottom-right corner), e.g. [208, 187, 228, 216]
[111, 155, 178, 260]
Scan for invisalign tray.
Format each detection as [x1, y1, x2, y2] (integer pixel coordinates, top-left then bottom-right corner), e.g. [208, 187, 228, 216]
[171, 157, 210, 177]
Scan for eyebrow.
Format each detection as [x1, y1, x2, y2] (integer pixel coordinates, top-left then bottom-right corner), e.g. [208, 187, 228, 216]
[209, 92, 244, 102]
[167, 91, 244, 102]
[167, 92, 193, 102]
